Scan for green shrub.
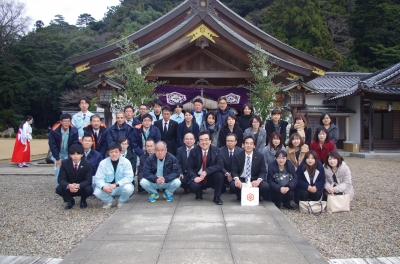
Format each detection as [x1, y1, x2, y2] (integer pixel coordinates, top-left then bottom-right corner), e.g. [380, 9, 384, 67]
[36, 135, 44, 139]
[4, 134, 10, 138]
[11, 133, 16, 138]
[0, 134, 3, 138]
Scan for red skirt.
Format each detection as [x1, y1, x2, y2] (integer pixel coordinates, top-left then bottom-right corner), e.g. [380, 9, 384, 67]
[11, 132, 30, 163]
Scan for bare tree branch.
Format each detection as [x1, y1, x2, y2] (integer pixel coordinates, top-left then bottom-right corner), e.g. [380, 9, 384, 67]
[0, 0, 31, 55]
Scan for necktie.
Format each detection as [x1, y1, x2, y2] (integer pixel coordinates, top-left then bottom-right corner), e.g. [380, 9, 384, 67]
[94, 131, 98, 142]
[83, 114, 86, 119]
[74, 163, 78, 173]
[202, 151, 207, 171]
[202, 151, 207, 184]
[229, 151, 233, 169]
[245, 156, 251, 184]
[164, 122, 168, 134]
[187, 149, 190, 158]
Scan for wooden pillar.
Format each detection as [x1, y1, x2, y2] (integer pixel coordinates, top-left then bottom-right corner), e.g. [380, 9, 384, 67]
[104, 105, 112, 128]
[369, 98, 374, 152]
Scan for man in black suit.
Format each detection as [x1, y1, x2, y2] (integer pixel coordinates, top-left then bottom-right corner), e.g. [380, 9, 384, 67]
[231, 135, 269, 201]
[187, 131, 224, 205]
[219, 133, 243, 193]
[83, 115, 108, 158]
[56, 144, 93, 209]
[176, 132, 196, 193]
[154, 106, 178, 156]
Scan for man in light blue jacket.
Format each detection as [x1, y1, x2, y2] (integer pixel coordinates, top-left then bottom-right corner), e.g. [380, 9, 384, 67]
[72, 97, 94, 139]
[94, 142, 134, 209]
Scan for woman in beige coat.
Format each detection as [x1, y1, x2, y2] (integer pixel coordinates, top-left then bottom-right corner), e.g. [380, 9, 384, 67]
[286, 133, 309, 170]
[323, 151, 355, 200]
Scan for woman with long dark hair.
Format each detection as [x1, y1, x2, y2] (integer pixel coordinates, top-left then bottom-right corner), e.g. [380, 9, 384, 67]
[286, 133, 309, 170]
[218, 113, 243, 148]
[11, 115, 33, 167]
[296, 150, 325, 201]
[263, 131, 285, 170]
[310, 126, 335, 163]
[199, 111, 220, 147]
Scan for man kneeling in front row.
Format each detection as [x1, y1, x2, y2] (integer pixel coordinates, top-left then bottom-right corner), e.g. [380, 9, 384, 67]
[94, 142, 134, 209]
[141, 141, 181, 202]
[56, 144, 93, 209]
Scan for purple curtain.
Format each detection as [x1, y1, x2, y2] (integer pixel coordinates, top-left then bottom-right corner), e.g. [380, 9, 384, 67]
[155, 85, 249, 109]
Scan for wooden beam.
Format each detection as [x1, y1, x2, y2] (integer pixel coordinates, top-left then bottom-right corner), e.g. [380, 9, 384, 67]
[202, 49, 242, 71]
[165, 49, 203, 70]
[369, 96, 374, 152]
[148, 70, 253, 78]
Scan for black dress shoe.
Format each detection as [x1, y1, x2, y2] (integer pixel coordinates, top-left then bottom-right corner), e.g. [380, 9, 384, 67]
[195, 191, 203, 200]
[65, 199, 74, 209]
[213, 196, 223, 205]
[80, 200, 87, 209]
[236, 195, 241, 202]
[283, 205, 295, 210]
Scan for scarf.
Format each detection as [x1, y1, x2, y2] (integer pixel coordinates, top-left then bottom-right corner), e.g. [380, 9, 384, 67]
[294, 123, 306, 141]
[206, 122, 219, 134]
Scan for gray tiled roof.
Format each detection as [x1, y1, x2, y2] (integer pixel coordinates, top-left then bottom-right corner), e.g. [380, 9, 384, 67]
[327, 63, 400, 101]
[307, 72, 370, 94]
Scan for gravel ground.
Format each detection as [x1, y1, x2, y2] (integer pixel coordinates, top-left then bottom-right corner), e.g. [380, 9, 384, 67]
[0, 175, 116, 258]
[282, 156, 400, 259]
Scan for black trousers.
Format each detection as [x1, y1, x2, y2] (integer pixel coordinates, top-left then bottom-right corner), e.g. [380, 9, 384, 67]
[272, 189, 294, 208]
[56, 185, 93, 202]
[230, 179, 270, 199]
[189, 171, 224, 197]
[298, 188, 323, 202]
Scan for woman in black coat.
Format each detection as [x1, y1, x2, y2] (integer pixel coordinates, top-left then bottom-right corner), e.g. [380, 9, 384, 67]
[177, 111, 199, 148]
[218, 113, 243, 148]
[267, 150, 297, 209]
[237, 103, 253, 132]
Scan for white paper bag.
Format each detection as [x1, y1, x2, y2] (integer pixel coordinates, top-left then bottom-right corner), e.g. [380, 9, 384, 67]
[241, 186, 259, 206]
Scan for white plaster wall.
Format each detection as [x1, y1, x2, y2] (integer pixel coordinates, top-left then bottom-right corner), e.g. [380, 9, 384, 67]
[305, 94, 325, 105]
[346, 96, 361, 144]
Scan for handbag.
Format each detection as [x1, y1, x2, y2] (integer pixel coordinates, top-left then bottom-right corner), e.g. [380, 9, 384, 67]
[299, 201, 326, 215]
[327, 193, 350, 213]
[241, 186, 259, 206]
[272, 171, 293, 187]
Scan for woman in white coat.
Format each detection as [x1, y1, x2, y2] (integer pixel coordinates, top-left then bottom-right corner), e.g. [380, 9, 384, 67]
[324, 151, 354, 200]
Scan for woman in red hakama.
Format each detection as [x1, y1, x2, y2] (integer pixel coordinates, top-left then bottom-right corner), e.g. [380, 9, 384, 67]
[11, 116, 33, 167]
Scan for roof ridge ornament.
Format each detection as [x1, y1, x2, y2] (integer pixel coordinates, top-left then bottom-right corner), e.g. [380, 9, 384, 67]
[186, 0, 219, 20]
[186, 23, 219, 43]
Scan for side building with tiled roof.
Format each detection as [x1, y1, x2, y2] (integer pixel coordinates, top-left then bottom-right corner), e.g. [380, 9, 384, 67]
[302, 63, 400, 151]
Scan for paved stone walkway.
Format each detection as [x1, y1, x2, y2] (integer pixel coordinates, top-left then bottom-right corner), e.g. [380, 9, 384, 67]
[60, 189, 327, 264]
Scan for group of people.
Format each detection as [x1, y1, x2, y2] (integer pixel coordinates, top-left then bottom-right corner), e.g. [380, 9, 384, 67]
[12, 96, 354, 211]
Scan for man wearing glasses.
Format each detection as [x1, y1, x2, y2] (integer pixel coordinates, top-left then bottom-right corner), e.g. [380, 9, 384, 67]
[187, 131, 224, 205]
[215, 96, 234, 127]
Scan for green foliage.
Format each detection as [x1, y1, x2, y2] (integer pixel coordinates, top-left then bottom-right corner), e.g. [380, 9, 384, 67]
[110, 39, 167, 111]
[3, 134, 10, 138]
[11, 133, 16, 138]
[0, 109, 23, 130]
[90, 97, 98, 111]
[76, 13, 96, 28]
[0, 134, 3, 138]
[351, 0, 400, 69]
[221, 0, 272, 17]
[242, 44, 282, 123]
[264, 0, 343, 70]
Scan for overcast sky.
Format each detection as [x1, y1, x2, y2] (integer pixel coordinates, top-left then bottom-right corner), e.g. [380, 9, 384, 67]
[21, 0, 121, 29]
